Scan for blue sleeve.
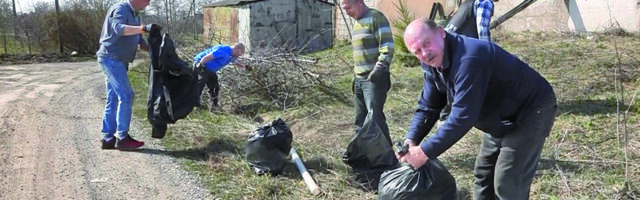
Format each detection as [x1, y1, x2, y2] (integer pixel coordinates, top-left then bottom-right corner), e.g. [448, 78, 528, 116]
[193, 48, 212, 63]
[421, 58, 490, 158]
[475, 0, 493, 41]
[111, 5, 127, 36]
[405, 72, 447, 143]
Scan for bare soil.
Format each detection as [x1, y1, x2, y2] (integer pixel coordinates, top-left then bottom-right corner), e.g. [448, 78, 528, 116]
[0, 61, 213, 200]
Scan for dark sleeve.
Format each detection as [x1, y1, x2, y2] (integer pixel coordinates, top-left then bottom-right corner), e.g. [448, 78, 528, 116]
[405, 72, 446, 143]
[138, 35, 148, 46]
[420, 58, 491, 158]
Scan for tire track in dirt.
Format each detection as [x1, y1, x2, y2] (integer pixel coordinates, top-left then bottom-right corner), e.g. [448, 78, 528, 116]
[0, 61, 212, 200]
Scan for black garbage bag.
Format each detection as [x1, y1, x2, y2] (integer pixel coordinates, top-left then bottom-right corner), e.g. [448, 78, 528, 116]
[246, 118, 293, 175]
[146, 26, 200, 139]
[378, 142, 457, 200]
[341, 116, 398, 191]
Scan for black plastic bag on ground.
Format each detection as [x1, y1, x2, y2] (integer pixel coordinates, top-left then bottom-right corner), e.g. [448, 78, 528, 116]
[246, 118, 293, 175]
[342, 117, 398, 191]
[378, 142, 457, 200]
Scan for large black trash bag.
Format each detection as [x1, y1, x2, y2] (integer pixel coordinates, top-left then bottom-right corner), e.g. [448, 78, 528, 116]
[246, 118, 293, 175]
[146, 26, 199, 139]
[341, 116, 399, 191]
[378, 142, 457, 200]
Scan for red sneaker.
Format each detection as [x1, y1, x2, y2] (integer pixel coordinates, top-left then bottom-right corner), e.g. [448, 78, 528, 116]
[116, 135, 144, 150]
[101, 138, 116, 150]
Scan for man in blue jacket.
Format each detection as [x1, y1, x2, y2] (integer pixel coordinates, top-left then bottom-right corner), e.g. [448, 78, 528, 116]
[96, 0, 158, 150]
[439, 0, 495, 122]
[193, 43, 248, 110]
[398, 18, 557, 199]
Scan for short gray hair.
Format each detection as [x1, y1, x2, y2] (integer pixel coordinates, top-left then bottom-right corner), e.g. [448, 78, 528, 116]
[232, 43, 245, 53]
[418, 17, 440, 30]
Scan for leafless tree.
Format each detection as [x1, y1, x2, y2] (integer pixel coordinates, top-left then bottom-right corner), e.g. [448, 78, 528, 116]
[0, 0, 11, 53]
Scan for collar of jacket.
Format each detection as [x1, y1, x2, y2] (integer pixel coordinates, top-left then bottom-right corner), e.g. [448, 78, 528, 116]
[126, 1, 140, 18]
[441, 32, 458, 72]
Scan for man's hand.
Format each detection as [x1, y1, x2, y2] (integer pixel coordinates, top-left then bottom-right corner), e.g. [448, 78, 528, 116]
[367, 65, 386, 82]
[139, 43, 149, 51]
[142, 24, 163, 32]
[243, 64, 252, 71]
[395, 139, 418, 159]
[399, 144, 429, 169]
[235, 60, 252, 71]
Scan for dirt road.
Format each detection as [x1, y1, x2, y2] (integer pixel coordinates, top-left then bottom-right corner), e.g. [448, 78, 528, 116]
[0, 61, 213, 200]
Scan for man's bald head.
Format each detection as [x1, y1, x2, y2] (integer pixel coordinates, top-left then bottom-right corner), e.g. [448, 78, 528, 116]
[403, 17, 446, 68]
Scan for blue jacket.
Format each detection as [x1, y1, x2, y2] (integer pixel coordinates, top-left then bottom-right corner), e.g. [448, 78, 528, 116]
[96, 2, 147, 62]
[193, 45, 235, 73]
[406, 32, 554, 159]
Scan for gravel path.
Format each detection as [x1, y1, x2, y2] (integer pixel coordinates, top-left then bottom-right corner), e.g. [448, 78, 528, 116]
[0, 61, 213, 200]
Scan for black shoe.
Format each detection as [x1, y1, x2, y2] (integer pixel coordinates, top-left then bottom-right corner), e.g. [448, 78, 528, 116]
[101, 138, 116, 150]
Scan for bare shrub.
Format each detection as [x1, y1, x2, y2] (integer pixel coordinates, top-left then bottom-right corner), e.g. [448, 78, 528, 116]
[216, 47, 322, 111]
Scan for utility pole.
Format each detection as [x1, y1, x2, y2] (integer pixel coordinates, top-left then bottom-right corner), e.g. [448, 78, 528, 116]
[12, 0, 16, 39]
[193, 0, 196, 40]
[55, 0, 63, 53]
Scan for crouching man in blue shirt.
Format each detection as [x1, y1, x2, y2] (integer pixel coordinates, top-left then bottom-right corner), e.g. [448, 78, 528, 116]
[193, 43, 249, 110]
[398, 18, 557, 200]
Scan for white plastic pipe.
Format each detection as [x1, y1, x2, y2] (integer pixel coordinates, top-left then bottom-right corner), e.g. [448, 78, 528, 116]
[290, 147, 321, 195]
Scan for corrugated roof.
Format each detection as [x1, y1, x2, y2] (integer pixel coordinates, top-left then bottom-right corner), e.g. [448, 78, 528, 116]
[203, 0, 333, 7]
[203, 0, 265, 7]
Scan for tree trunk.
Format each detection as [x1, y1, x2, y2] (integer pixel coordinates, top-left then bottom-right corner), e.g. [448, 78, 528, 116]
[25, 26, 31, 54]
[192, 0, 196, 40]
[2, 21, 7, 53]
[12, 0, 17, 39]
[55, 0, 63, 53]
[164, 0, 170, 33]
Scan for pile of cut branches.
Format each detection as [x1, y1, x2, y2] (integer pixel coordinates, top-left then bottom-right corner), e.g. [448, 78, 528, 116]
[216, 47, 325, 112]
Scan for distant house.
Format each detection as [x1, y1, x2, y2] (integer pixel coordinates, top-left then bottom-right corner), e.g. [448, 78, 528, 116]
[202, 0, 334, 53]
[335, 0, 639, 38]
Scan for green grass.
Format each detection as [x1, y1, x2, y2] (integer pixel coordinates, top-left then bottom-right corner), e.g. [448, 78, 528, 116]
[129, 32, 640, 199]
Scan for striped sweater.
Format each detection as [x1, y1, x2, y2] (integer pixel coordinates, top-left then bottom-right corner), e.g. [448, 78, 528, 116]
[351, 8, 394, 76]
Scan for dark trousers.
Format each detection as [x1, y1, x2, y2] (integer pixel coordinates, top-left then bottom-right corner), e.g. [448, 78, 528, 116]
[197, 70, 220, 107]
[473, 94, 557, 200]
[352, 71, 391, 144]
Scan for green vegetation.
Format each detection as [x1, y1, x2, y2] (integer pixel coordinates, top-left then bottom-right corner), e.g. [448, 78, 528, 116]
[391, 0, 420, 67]
[129, 32, 640, 199]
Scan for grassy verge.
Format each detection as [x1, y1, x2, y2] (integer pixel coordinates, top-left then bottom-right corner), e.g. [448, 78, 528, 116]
[129, 32, 640, 199]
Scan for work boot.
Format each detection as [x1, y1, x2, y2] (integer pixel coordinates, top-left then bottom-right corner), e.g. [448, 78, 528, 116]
[116, 135, 145, 150]
[101, 138, 116, 150]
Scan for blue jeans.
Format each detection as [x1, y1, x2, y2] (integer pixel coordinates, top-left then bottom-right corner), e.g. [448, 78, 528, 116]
[352, 71, 391, 143]
[98, 56, 133, 139]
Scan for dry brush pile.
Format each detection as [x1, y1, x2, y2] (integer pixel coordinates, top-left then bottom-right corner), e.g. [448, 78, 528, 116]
[177, 46, 341, 114]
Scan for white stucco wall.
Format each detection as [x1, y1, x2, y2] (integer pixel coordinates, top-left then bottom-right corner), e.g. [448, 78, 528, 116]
[493, 0, 639, 32]
[566, 0, 639, 32]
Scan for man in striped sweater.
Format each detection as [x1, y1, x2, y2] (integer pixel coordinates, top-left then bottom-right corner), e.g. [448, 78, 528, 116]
[340, 0, 397, 190]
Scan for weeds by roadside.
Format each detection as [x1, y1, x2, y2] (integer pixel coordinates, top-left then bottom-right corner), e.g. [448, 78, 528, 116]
[129, 32, 640, 199]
